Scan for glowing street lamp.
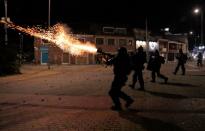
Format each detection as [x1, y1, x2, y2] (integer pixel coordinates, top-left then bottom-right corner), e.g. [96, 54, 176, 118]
[194, 8, 199, 14]
[193, 7, 203, 46]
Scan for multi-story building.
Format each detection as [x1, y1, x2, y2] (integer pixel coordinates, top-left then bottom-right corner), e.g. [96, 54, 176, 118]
[133, 29, 189, 62]
[34, 25, 189, 65]
[34, 26, 135, 65]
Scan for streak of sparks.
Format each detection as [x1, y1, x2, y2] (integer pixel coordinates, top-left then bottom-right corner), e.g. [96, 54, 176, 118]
[0, 20, 97, 55]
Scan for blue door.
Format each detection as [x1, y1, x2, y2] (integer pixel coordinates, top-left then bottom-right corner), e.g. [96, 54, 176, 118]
[40, 46, 48, 64]
[42, 51, 48, 63]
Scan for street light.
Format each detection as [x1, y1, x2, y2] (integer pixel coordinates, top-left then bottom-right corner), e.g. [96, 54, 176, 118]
[194, 8, 199, 14]
[4, 0, 8, 45]
[48, 0, 51, 28]
[47, 0, 51, 69]
[189, 31, 198, 47]
[193, 7, 203, 46]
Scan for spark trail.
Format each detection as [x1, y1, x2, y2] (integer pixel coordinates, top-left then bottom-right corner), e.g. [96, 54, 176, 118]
[0, 20, 97, 55]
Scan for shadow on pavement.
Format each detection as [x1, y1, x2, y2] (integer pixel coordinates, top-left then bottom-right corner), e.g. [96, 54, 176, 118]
[191, 74, 205, 77]
[145, 90, 188, 99]
[119, 110, 184, 131]
[159, 82, 198, 87]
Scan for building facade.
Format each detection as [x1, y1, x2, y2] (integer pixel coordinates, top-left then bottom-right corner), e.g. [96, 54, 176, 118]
[134, 29, 189, 62]
[34, 26, 189, 64]
[34, 27, 135, 65]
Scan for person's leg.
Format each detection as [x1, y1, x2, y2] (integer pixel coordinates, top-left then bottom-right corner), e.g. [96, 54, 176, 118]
[157, 70, 168, 83]
[119, 90, 134, 108]
[109, 76, 122, 110]
[130, 71, 137, 89]
[174, 63, 180, 74]
[181, 63, 185, 75]
[151, 71, 156, 82]
[109, 87, 121, 109]
[200, 60, 203, 67]
[119, 76, 134, 108]
[138, 70, 144, 89]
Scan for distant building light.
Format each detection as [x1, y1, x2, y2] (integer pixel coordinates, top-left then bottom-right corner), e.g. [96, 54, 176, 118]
[164, 28, 169, 32]
[136, 40, 159, 51]
[199, 46, 205, 50]
[136, 40, 146, 49]
[1, 17, 11, 22]
[149, 41, 159, 51]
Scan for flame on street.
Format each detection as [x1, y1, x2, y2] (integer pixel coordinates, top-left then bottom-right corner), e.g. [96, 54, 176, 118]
[0, 20, 97, 55]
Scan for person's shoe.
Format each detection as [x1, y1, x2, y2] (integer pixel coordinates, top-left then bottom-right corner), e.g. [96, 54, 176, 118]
[110, 106, 122, 111]
[125, 99, 134, 108]
[173, 72, 176, 75]
[150, 80, 155, 83]
[129, 84, 135, 89]
[165, 78, 168, 84]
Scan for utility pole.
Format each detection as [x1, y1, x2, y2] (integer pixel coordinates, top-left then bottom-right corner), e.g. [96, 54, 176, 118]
[194, 7, 204, 46]
[145, 17, 148, 46]
[47, 0, 51, 69]
[145, 17, 149, 57]
[4, 0, 8, 45]
[201, 10, 203, 46]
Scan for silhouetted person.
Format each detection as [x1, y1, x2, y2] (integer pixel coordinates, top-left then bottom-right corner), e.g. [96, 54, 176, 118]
[129, 52, 135, 70]
[129, 46, 147, 90]
[147, 50, 168, 83]
[197, 52, 203, 67]
[173, 49, 187, 75]
[106, 47, 134, 111]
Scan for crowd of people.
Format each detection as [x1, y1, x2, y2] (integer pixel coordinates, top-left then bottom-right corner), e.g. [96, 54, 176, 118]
[103, 46, 189, 111]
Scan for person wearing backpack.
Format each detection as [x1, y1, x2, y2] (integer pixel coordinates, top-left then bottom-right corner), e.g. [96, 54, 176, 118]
[173, 49, 187, 75]
[147, 50, 168, 83]
[197, 52, 203, 67]
[129, 46, 147, 91]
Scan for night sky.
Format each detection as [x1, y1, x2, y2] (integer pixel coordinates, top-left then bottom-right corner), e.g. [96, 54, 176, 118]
[0, 0, 204, 33]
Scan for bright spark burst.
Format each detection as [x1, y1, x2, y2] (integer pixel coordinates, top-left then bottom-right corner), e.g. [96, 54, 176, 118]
[0, 20, 97, 55]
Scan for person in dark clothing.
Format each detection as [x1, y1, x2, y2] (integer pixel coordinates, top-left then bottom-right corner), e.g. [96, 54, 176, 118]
[197, 52, 203, 67]
[173, 49, 187, 75]
[129, 46, 147, 90]
[106, 47, 134, 111]
[147, 50, 168, 83]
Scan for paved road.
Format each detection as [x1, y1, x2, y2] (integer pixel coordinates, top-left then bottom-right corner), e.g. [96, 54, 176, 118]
[0, 62, 205, 131]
